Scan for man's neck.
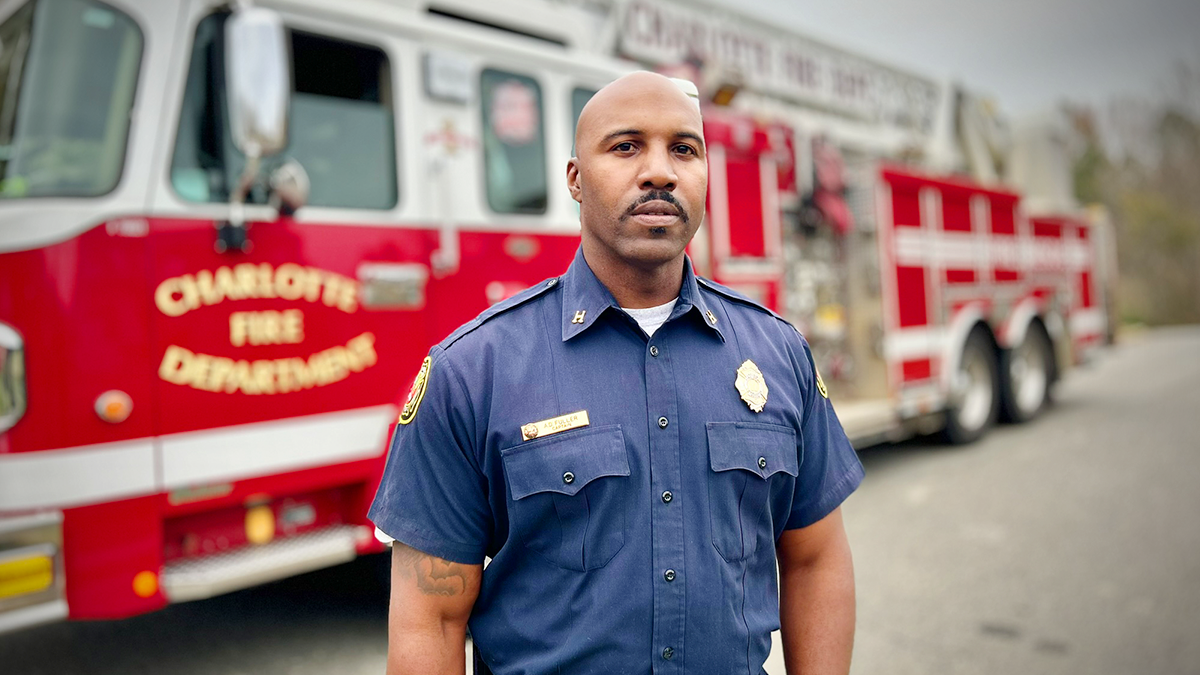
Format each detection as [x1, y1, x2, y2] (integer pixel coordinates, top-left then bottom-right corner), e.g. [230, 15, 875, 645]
[580, 243, 685, 309]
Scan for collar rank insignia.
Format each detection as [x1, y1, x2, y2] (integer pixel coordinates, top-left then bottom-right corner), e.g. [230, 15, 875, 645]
[735, 359, 768, 413]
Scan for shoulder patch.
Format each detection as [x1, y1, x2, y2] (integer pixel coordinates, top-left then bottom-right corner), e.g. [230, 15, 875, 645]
[440, 277, 561, 350]
[398, 356, 431, 424]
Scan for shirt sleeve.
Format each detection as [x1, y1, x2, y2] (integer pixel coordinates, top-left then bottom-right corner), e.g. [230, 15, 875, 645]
[784, 333, 865, 530]
[368, 346, 492, 564]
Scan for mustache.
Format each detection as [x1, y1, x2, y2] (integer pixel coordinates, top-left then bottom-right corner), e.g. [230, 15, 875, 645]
[622, 190, 689, 225]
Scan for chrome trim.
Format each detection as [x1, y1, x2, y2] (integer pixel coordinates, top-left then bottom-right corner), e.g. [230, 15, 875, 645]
[0, 599, 68, 635]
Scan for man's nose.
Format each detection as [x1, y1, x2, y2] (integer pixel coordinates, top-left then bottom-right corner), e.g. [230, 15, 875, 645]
[638, 145, 677, 190]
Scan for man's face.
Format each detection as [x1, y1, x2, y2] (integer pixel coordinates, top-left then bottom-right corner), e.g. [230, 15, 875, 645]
[568, 74, 707, 272]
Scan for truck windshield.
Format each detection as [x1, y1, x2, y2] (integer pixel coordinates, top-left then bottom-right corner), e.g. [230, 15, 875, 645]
[0, 0, 142, 199]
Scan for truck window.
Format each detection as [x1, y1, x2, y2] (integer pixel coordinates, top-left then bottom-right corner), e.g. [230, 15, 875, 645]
[0, 0, 142, 199]
[171, 13, 397, 210]
[480, 68, 546, 214]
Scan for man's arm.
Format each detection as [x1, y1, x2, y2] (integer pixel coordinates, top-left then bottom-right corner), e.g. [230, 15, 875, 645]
[386, 542, 483, 675]
[776, 507, 856, 675]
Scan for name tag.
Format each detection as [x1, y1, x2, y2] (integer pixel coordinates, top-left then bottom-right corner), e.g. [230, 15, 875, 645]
[521, 410, 589, 441]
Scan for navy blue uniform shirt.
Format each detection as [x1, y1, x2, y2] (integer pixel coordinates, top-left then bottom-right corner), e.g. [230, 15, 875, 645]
[369, 248, 864, 674]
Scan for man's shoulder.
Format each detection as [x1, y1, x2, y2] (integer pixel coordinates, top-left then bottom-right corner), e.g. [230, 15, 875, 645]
[438, 276, 561, 352]
[697, 276, 799, 334]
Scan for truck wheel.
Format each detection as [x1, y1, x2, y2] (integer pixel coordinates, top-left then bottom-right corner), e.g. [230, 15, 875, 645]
[943, 328, 999, 444]
[1001, 323, 1054, 423]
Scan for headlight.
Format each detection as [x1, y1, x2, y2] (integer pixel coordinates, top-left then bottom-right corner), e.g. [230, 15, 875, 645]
[0, 322, 26, 434]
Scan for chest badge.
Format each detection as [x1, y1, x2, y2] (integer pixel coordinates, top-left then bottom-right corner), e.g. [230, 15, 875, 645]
[735, 359, 768, 413]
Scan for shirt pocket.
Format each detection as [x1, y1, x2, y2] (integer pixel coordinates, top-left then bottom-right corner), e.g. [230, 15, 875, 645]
[500, 424, 630, 571]
[706, 421, 801, 563]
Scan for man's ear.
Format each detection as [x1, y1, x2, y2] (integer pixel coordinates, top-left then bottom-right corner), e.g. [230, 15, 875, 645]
[566, 158, 583, 204]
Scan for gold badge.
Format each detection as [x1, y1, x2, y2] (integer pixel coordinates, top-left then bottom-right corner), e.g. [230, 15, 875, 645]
[706, 310, 718, 325]
[521, 410, 590, 441]
[398, 357, 431, 425]
[815, 365, 829, 399]
[735, 359, 768, 413]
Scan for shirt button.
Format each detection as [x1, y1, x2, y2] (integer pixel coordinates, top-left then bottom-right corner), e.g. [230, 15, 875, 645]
[758, 456, 767, 469]
[664, 569, 676, 582]
[662, 647, 675, 660]
[661, 490, 673, 503]
[658, 416, 668, 428]
[547, 278, 558, 287]
[649, 345, 659, 357]
[563, 471, 575, 484]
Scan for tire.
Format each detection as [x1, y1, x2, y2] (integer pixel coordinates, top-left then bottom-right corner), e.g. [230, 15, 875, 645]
[1000, 323, 1054, 423]
[942, 327, 1000, 444]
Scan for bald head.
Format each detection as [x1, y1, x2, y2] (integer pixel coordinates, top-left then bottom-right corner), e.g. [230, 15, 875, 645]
[574, 72, 702, 156]
[565, 71, 707, 296]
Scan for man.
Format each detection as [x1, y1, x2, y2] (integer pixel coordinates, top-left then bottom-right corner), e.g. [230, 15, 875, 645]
[369, 71, 864, 675]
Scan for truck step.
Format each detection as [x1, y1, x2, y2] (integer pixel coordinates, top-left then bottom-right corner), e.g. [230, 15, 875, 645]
[161, 524, 362, 603]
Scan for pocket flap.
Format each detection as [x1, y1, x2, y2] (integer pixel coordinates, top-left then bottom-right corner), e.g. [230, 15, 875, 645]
[501, 425, 629, 500]
[707, 422, 800, 479]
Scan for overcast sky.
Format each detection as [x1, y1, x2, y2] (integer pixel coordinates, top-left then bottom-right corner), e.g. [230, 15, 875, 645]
[712, 0, 1200, 117]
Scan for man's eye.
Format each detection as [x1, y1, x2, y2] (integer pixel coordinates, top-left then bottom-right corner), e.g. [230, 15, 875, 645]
[614, 142, 635, 152]
[674, 145, 696, 155]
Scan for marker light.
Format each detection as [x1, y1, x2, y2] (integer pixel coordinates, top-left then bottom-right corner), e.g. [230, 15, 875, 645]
[0, 546, 54, 600]
[132, 570, 158, 598]
[94, 390, 133, 423]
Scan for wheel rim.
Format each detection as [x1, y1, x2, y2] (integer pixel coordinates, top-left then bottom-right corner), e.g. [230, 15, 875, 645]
[1011, 335, 1048, 414]
[956, 346, 993, 432]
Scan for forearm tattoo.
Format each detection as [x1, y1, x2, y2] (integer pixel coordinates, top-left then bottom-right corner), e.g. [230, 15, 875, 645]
[393, 543, 470, 596]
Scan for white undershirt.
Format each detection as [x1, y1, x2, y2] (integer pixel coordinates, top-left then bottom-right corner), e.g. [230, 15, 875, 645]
[621, 298, 678, 337]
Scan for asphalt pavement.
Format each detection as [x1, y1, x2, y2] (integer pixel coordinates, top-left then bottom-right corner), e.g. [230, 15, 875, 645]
[2, 326, 1198, 674]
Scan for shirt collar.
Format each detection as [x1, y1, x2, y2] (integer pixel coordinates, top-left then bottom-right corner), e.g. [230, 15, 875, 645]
[561, 247, 726, 342]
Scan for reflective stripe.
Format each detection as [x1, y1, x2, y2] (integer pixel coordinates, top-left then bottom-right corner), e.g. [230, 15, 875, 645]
[0, 439, 156, 510]
[161, 405, 393, 488]
[0, 406, 394, 511]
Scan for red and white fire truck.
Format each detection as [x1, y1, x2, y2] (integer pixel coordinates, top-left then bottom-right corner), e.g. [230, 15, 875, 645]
[0, 0, 1105, 631]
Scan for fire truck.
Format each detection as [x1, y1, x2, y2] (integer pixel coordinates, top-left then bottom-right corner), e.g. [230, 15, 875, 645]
[0, 0, 1105, 631]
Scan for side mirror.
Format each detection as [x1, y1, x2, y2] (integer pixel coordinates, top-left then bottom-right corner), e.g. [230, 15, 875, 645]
[225, 8, 289, 160]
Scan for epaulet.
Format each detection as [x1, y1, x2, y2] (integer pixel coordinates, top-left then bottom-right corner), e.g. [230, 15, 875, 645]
[696, 276, 805, 337]
[440, 276, 561, 351]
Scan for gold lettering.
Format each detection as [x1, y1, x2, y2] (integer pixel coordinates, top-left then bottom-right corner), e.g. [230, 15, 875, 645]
[257, 263, 277, 298]
[229, 312, 249, 347]
[230, 360, 259, 395]
[326, 347, 351, 383]
[338, 279, 359, 313]
[252, 360, 276, 394]
[290, 357, 319, 390]
[229, 310, 305, 347]
[275, 263, 305, 300]
[321, 274, 341, 307]
[159, 345, 193, 383]
[281, 309, 304, 343]
[208, 356, 235, 392]
[302, 267, 324, 302]
[234, 264, 262, 299]
[347, 332, 377, 370]
[158, 332, 378, 394]
[188, 353, 215, 391]
[154, 279, 188, 317]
